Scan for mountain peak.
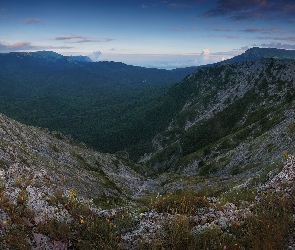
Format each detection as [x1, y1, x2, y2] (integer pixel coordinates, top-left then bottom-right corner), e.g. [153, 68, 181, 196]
[225, 47, 295, 63]
[243, 47, 295, 59]
[243, 47, 263, 58]
[34, 50, 63, 59]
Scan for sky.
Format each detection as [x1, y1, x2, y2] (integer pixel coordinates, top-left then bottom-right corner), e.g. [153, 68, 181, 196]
[0, 0, 295, 69]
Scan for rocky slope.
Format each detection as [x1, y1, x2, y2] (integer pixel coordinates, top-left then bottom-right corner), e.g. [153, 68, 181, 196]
[141, 56, 295, 182]
[0, 112, 147, 199]
[1, 106, 295, 249]
[121, 154, 295, 249]
[0, 111, 158, 249]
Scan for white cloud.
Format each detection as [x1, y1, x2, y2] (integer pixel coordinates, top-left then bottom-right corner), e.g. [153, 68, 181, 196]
[201, 48, 210, 55]
[88, 51, 102, 62]
[197, 48, 211, 64]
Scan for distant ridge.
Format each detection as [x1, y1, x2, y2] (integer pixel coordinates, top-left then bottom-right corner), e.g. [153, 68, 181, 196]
[224, 47, 295, 63]
[69, 55, 92, 62]
[1, 51, 92, 63]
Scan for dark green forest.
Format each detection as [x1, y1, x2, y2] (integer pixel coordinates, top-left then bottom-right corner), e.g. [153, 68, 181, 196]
[0, 51, 197, 158]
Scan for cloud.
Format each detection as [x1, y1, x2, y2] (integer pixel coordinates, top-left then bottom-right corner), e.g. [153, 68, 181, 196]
[226, 35, 240, 39]
[192, 48, 247, 66]
[55, 35, 84, 40]
[54, 35, 113, 43]
[0, 8, 9, 20]
[259, 43, 295, 50]
[0, 41, 73, 52]
[167, 3, 188, 8]
[240, 28, 284, 34]
[201, 48, 210, 55]
[207, 27, 232, 32]
[88, 51, 102, 62]
[256, 35, 295, 43]
[23, 18, 46, 25]
[145, 1, 201, 10]
[141, 3, 160, 8]
[202, 0, 295, 21]
[206, 34, 241, 39]
[173, 27, 182, 31]
[196, 48, 211, 64]
[1, 41, 32, 49]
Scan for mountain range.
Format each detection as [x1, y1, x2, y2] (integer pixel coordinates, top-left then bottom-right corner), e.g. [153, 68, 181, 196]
[0, 47, 295, 249]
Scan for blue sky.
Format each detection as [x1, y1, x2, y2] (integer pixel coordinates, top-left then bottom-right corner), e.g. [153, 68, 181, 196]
[1, 0, 295, 69]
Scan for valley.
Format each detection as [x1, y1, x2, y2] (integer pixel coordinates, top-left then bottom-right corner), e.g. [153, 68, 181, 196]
[0, 51, 198, 156]
[0, 47, 295, 249]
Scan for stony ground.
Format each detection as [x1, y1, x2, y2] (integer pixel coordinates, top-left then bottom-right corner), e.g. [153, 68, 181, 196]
[1, 111, 295, 249]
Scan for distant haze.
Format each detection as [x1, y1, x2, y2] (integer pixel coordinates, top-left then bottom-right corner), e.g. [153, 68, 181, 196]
[1, 0, 295, 68]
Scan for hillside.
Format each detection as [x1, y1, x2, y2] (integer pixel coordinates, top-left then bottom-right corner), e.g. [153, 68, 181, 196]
[0, 113, 148, 198]
[1, 111, 295, 249]
[0, 51, 197, 154]
[141, 56, 295, 179]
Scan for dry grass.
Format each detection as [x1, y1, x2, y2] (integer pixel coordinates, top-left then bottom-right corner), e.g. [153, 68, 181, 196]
[146, 187, 295, 250]
[1, 172, 295, 249]
[150, 189, 212, 215]
[0, 186, 135, 249]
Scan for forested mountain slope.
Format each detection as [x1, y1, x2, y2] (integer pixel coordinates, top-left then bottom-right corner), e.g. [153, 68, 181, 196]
[141, 57, 295, 178]
[0, 51, 197, 154]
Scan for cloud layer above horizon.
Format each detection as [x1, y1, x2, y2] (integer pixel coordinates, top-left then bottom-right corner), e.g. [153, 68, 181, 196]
[1, 0, 295, 68]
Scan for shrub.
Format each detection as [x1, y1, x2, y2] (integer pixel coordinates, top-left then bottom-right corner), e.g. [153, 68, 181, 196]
[149, 187, 294, 250]
[151, 189, 211, 215]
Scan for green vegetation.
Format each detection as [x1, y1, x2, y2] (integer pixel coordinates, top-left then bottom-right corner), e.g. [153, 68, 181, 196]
[0, 52, 197, 159]
[1, 52, 295, 166]
[179, 88, 283, 157]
